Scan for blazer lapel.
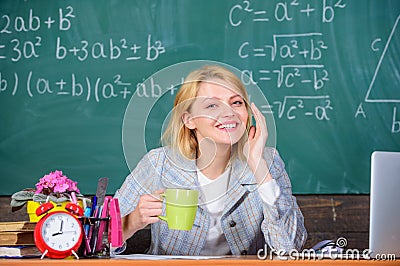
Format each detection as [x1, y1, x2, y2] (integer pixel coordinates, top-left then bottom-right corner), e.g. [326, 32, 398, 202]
[222, 158, 257, 216]
[159, 147, 261, 213]
[160, 147, 197, 188]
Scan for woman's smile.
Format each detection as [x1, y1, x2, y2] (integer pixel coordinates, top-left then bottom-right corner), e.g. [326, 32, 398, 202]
[216, 121, 239, 131]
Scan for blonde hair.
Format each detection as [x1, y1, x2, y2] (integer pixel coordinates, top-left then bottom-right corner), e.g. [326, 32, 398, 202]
[162, 65, 252, 160]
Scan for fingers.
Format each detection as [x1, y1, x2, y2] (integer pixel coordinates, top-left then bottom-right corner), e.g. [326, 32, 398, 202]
[251, 102, 266, 127]
[135, 190, 165, 226]
[248, 125, 256, 140]
[250, 103, 268, 139]
[154, 189, 165, 194]
[152, 189, 165, 200]
[124, 189, 166, 237]
[138, 195, 162, 208]
[138, 192, 163, 209]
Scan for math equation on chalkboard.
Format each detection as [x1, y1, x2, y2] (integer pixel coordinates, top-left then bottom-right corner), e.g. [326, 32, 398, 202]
[0, 0, 399, 131]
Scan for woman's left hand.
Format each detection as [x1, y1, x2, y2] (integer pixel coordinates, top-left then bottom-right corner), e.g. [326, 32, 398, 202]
[244, 103, 268, 166]
[244, 103, 272, 184]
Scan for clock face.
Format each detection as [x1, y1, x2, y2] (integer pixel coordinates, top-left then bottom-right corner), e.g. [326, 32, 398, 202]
[41, 212, 82, 251]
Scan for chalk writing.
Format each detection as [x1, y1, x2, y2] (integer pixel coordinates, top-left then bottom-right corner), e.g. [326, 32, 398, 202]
[260, 95, 332, 120]
[361, 14, 400, 133]
[0, 6, 75, 34]
[229, 0, 339, 121]
[241, 65, 329, 90]
[0, 71, 183, 102]
[392, 107, 400, 134]
[229, 0, 346, 26]
[238, 33, 327, 62]
[0, 6, 166, 63]
[365, 15, 400, 103]
[55, 35, 165, 62]
[0, 71, 134, 102]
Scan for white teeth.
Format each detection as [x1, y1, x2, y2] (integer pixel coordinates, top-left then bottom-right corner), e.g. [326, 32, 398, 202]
[218, 123, 236, 129]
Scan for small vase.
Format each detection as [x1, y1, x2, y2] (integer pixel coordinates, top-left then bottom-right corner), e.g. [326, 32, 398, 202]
[26, 200, 83, 222]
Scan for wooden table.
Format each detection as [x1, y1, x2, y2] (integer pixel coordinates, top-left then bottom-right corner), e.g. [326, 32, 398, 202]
[0, 256, 398, 266]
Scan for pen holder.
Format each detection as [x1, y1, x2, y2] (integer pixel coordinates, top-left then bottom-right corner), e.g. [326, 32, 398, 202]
[78, 217, 110, 258]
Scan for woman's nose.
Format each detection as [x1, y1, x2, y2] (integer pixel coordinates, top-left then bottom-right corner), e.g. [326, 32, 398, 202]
[219, 102, 235, 117]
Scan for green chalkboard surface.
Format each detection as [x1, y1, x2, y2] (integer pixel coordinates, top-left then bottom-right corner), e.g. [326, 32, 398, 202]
[0, 0, 399, 195]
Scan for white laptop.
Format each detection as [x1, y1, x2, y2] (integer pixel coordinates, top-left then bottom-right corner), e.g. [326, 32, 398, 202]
[369, 151, 400, 259]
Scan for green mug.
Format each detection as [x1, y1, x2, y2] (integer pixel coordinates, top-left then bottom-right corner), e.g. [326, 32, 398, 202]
[158, 188, 199, 230]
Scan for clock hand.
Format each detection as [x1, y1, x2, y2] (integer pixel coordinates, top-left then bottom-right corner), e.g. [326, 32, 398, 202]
[59, 220, 64, 233]
[52, 220, 65, 236]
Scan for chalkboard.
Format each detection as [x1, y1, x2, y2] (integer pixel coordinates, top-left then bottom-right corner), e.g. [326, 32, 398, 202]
[0, 0, 399, 195]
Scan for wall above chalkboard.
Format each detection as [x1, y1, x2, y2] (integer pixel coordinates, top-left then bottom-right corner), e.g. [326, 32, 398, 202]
[0, 0, 399, 195]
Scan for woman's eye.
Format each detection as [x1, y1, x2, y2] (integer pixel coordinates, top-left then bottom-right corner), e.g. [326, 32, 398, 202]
[206, 103, 217, 109]
[232, 100, 244, 106]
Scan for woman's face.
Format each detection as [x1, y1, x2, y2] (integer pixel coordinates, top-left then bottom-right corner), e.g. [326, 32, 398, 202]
[184, 81, 249, 147]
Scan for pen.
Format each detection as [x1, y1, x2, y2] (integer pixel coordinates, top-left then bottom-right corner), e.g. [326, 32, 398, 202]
[91, 196, 97, 216]
[83, 207, 91, 234]
[87, 207, 98, 255]
[89, 207, 100, 254]
[83, 227, 92, 254]
[82, 207, 92, 255]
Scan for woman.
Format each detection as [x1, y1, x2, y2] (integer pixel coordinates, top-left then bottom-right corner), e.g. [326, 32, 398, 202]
[114, 65, 307, 255]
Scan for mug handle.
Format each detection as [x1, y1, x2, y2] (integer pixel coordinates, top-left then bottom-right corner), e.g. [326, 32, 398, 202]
[158, 193, 167, 222]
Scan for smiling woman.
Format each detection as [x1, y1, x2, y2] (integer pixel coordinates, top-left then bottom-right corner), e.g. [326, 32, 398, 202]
[181, 81, 249, 163]
[178, 82, 250, 181]
[163, 66, 252, 164]
[114, 65, 307, 256]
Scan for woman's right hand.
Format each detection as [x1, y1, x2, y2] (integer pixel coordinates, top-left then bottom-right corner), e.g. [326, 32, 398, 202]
[122, 189, 164, 241]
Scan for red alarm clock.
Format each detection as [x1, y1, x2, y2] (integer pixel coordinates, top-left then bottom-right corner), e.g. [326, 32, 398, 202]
[34, 201, 83, 259]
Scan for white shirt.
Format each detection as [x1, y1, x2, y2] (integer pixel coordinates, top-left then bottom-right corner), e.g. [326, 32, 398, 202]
[197, 167, 281, 255]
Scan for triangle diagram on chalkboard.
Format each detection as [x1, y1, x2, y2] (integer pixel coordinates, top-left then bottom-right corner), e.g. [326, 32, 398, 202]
[365, 15, 400, 103]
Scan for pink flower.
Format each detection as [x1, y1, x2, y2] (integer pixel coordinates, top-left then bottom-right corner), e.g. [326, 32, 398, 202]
[67, 180, 80, 194]
[39, 174, 54, 189]
[53, 182, 69, 193]
[34, 170, 80, 195]
[35, 183, 44, 194]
